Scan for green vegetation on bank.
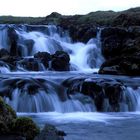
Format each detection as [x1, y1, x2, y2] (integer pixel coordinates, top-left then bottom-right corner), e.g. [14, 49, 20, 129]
[0, 97, 39, 140]
[0, 16, 44, 24]
[0, 7, 140, 26]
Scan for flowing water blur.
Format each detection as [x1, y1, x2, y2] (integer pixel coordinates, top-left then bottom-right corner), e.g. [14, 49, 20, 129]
[0, 24, 140, 140]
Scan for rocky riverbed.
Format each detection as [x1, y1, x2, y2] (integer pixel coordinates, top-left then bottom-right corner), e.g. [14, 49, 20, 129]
[0, 6, 140, 140]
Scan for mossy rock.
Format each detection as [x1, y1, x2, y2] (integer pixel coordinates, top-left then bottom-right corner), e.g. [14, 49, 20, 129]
[12, 117, 40, 140]
[0, 97, 40, 139]
[0, 121, 9, 134]
[0, 97, 17, 127]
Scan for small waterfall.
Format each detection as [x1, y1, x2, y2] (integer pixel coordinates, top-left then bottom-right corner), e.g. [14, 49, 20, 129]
[0, 24, 104, 72]
[1, 75, 140, 113]
[5, 88, 96, 113]
[0, 25, 9, 50]
[3, 77, 96, 113]
[124, 87, 140, 111]
[0, 61, 11, 73]
[1, 24, 140, 114]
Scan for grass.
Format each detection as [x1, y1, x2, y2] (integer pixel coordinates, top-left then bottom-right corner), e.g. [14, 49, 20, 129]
[0, 7, 140, 26]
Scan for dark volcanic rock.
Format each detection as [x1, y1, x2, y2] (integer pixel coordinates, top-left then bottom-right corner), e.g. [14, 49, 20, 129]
[34, 51, 51, 68]
[99, 56, 140, 76]
[0, 55, 20, 67]
[101, 27, 128, 59]
[112, 13, 140, 27]
[67, 24, 97, 43]
[34, 51, 70, 71]
[35, 124, 65, 140]
[17, 58, 40, 71]
[0, 97, 40, 140]
[0, 135, 25, 140]
[7, 27, 19, 56]
[99, 26, 140, 76]
[63, 77, 123, 112]
[0, 97, 17, 128]
[51, 51, 70, 71]
[0, 48, 10, 58]
[12, 117, 40, 140]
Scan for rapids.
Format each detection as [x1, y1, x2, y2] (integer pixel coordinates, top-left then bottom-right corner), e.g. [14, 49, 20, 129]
[0, 24, 140, 140]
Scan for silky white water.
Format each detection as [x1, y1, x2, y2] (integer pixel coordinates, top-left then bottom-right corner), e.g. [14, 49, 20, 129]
[0, 24, 104, 72]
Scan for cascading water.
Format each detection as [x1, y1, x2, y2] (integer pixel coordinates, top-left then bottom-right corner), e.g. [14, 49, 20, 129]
[3, 76, 96, 112]
[0, 74, 140, 113]
[0, 24, 140, 114]
[0, 24, 104, 72]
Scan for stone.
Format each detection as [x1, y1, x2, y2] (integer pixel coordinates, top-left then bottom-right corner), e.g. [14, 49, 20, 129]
[7, 27, 19, 56]
[101, 27, 128, 59]
[51, 51, 70, 71]
[0, 97, 17, 128]
[63, 78, 123, 112]
[0, 135, 26, 140]
[35, 124, 65, 140]
[12, 117, 40, 140]
[0, 48, 10, 58]
[17, 58, 40, 71]
[99, 27, 140, 76]
[34, 52, 51, 68]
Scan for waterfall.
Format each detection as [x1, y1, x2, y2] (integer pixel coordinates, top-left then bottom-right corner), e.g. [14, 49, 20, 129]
[0, 24, 104, 72]
[1, 74, 140, 113]
[124, 87, 140, 111]
[5, 89, 96, 113]
[1, 24, 140, 114]
[3, 77, 96, 113]
[0, 25, 9, 50]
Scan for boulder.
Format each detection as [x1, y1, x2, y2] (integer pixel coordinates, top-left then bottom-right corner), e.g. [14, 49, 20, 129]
[112, 13, 140, 27]
[16, 78, 43, 95]
[63, 78, 123, 112]
[17, 58, 40, 71]
[101, 27, 128, 59]
[81, 79, 123, 112]
[70, 25, 97, 43]
[12, 117, 40, 140]
[7, 27, 19, 56]
[0, 48, 10, 58]
[99, 27, 140, 75]
[0, 135, 25, 140]
[51, 51, 70, 71]
[0, 55, 20, 68]
[128, 26, 140, 38]
[0, 92, 41, 140]
[0, 97, 17, 128]
[35, 124, 65, 140]
[34, 51, 51, 68]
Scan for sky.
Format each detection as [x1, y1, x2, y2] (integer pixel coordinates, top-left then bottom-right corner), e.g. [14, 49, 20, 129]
[0, 0, 140, 17]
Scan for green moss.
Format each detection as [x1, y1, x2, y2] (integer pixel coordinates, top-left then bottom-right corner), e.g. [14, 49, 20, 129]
[0, 97, 17, 125]
[0, 97, 17, 134]
[0, 16, 44, 24]
[0, 97, 40, 139]
[12, 117, 40, 140]
[5, 104, 17, 119]
[0, 121, 9, 134]
[0, 7, 140, 26]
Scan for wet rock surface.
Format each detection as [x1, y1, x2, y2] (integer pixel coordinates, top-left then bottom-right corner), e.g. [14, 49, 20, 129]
[51, 51, 70, 71]
[63, 77, 124, 112]
[99, 26, 140, 76]
[0, 135, 26, 140]
[0, 96, 65, 140]
[0, 47, 70, 72]
[35, 124, 65, 140]
[0, 97, 39, 140]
